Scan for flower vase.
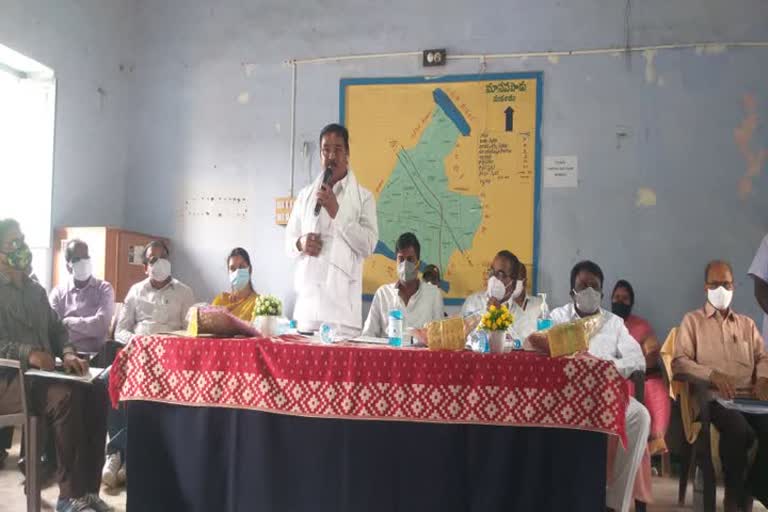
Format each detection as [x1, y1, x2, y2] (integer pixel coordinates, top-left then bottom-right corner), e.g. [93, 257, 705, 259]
[488, 330, 506, 354]
[254, 315, 277, 337]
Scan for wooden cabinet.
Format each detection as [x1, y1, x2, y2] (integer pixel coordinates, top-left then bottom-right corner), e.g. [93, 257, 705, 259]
[53, 227, 170, 302]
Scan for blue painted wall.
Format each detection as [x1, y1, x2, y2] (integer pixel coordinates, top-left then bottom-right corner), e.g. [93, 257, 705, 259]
[117, 0, 768, 335]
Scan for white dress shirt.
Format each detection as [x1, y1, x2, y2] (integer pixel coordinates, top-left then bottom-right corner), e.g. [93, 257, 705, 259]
[285, 169, 378, 335]
[549, 302, 645, 378]
[748, 233, 768, 347]
[115, 277, 195, 344]
[363, 281, 444, 337]
[509, 294, 544, 341]
[462, 291, 544, 340]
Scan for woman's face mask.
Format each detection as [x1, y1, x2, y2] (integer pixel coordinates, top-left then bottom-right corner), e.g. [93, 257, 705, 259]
[230, 267, 251, 291]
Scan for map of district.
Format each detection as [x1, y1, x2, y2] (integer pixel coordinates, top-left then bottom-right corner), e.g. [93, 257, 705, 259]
[341, 73, 542, 304]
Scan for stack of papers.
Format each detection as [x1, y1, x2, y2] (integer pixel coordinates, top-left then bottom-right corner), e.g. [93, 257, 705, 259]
[26, 366, 107, 384]
[717, 398, 768, 415]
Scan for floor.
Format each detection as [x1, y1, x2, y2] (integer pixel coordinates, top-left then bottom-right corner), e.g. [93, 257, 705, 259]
[0, 432, 126, 512]
[0, 435, 764, 511]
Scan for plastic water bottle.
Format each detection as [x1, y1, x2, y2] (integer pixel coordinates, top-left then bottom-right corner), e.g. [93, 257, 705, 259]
[477, 330, 489, 353]
[536, 293, 553, 331]
[387, 309, 403, 347]
[319, 323, 335, 344]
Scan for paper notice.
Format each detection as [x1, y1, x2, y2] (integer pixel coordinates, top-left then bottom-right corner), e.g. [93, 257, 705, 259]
[543, 156, 578, 188]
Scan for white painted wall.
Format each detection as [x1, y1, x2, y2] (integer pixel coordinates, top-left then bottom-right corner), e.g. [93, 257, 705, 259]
[0, 0, 138, 285]
[121, 0, 768, 335]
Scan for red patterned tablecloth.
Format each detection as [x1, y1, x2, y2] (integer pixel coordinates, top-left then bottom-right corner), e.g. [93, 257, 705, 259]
[109, 334, 628, 442]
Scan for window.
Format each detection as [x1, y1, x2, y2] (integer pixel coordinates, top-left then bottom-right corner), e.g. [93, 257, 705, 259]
[0, 44, 56, 250]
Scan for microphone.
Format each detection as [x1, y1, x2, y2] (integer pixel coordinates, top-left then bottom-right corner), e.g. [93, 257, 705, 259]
[314, 167, 333, 216]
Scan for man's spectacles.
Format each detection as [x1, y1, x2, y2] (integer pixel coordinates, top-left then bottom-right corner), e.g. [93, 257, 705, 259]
[706, 281, 734, 290]
[487, 268, 513, 281]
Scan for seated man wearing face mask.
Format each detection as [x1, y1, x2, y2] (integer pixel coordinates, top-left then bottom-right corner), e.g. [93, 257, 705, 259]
[673, 260, 768, 511]
[115, 240, 195, 344]
[106, 240, 195, 488]
[49, 240, 115, 354]
[527, 260, 649, 512]
[363, 233, 443, 338]
[461, 250, 521, 316]
[0, 219, 112, 512]
[507, 263, 545, 341]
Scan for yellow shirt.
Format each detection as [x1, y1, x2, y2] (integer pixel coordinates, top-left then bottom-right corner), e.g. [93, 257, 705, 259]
[211, 290, 258, 322]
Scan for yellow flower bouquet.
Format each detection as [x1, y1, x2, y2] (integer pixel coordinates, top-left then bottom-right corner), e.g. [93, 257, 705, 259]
[480, 305, 515, 354]
[480, 305, 514, 332]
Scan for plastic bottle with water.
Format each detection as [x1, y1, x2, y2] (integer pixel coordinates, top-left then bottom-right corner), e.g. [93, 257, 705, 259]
[536, 293, 553, 331]
[319, 323, 335, 344]
[387, 309, 404, 347]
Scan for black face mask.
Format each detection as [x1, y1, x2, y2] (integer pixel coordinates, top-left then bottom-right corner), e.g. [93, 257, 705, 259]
[611, 302, 632, 320]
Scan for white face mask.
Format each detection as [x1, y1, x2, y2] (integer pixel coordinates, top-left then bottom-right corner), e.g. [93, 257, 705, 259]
[487, 276, 509, 301]
[71, 259, 92, 282]
[229, 267, 251, 291]
[397, 260, 418, 283]
[510, 280, 524, 300]
[707, 286, 733, 311]
[149, 258, 172, 282]
[573, 287, 602, 315]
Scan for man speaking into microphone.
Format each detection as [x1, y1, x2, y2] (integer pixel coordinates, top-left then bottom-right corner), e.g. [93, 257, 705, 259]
[285, 123, 378, 336]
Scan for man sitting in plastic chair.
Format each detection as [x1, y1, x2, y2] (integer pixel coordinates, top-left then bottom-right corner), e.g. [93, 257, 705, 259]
[672, 259, 768, 512]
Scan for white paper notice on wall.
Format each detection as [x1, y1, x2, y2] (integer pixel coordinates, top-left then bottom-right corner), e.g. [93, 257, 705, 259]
[543, 156, 578, 188]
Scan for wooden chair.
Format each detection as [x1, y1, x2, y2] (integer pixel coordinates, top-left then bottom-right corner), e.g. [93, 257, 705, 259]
[0, 359, 42, 512]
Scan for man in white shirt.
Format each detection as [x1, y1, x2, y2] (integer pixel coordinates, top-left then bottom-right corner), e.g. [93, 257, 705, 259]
[285, 124, 378, 336]
[507, 264, 545, 342]
[748, 233, 768, 348]
[363, 232, 443, 338]
[461, 251, 543, 341]
[462, 250, 520, 316]
[106, 240, 194, 488]
[528, 260, 649, 512]
[115, 240, 195, 344]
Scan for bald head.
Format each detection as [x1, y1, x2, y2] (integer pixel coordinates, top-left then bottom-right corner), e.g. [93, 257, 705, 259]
[704, 260, 734, 294]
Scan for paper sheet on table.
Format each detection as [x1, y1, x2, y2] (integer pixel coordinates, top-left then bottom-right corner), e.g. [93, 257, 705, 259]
[26, 366, 107, 384]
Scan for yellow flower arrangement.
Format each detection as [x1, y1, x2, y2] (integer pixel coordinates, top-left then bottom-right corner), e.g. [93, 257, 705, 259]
[481, 304, 514, 332]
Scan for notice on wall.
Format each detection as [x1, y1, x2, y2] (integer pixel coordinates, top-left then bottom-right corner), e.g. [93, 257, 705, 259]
[543, 156, 578, 188]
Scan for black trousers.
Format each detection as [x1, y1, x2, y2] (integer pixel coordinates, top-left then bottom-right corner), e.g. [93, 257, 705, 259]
[709, 401, 768, 507]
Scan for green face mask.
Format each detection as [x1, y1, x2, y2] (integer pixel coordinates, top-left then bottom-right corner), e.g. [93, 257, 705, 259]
[1, 239, 32, 271]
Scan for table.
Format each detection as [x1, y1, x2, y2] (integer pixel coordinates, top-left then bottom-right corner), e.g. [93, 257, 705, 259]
[111, 335, 629, 512]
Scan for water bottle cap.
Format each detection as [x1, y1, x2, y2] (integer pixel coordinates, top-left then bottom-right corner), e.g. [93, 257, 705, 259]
[389, 309, 403, 320]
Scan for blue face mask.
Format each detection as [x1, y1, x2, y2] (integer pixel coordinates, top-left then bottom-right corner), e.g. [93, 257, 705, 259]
[229, 267, 251, 291]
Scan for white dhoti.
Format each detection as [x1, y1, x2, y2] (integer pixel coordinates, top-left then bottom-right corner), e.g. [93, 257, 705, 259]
[607, 397, 651, 512]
